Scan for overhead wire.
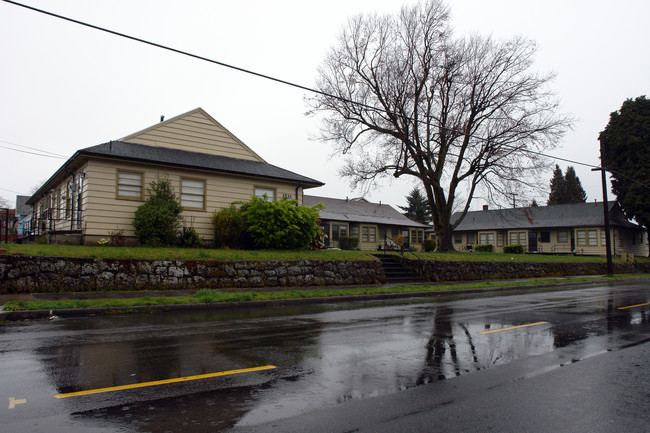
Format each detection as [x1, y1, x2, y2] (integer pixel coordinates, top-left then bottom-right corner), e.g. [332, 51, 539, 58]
[0, 139, 67, 158]
[2, 0, 649, 191]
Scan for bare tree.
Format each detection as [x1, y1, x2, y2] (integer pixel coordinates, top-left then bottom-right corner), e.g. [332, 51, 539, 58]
[308, 0, 572, 251]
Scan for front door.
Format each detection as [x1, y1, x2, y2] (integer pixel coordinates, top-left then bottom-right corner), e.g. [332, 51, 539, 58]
[528, 232, 538, 252]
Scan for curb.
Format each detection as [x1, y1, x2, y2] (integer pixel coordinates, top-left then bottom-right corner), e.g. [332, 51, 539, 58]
[2, 277, 648, 322]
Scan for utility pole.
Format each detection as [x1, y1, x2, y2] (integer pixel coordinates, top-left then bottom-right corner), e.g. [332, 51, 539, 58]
[592, 138, 614, 275]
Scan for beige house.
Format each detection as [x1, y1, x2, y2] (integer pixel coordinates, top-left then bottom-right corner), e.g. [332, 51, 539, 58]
[303, 195, 430, 251]
[451, 202, 648, 257]
[27, 108, 323, 245]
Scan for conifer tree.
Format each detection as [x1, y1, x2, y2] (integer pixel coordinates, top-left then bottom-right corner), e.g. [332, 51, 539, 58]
[399, 188, 431, 224]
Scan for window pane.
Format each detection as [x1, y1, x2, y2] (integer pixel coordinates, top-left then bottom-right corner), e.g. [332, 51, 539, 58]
[588, 230, 597, 246]
[557, 231, 568, 242]
[182, 179, 205, 209]
[518, 232, 526, 245]
[255, 188, 275, 200]
[118, 172, 142, 198]
[577, 230, 586, 246]
[497, 233, 504, 246]
[487, 233, 494, 245]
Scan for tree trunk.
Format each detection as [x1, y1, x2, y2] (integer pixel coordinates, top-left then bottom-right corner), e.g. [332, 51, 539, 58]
[435, 221, 456, 252]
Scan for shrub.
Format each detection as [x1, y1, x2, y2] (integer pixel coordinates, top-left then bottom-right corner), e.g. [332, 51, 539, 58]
[241, 196, 324, 250]
[310, 225, 327, 250]
[503, 244, 524, 254]
[211, 205, 246, 248]
[109, 228, 127, 247]
[339, 236, 359, 250]
[178, 227, 205, 248]
[475, 244, 493, 253]
[133, 176, 183, 246]
[423, 239, 436, 252]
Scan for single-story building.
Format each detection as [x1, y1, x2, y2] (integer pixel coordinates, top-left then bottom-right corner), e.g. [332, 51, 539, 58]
[27, 108, 323, 245]
[303, 195, 430, 251]
[451, 201, 648, 257]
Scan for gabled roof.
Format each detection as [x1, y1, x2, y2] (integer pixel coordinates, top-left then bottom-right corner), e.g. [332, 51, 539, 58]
[79, 141, 323, 187]
[304, 195, 429, 228]
[120, 107, 265, 162]
[452, 201, 640, 231]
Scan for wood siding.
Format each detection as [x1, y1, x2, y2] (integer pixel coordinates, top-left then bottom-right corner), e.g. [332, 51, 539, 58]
[121, 109, 264, 162]
[81, 159, 301, 241]
[455, 227, 648, 257]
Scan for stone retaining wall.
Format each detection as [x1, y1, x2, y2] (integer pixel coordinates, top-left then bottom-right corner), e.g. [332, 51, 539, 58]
[399, 257, 650, 282]
[0, 255, 386, 294]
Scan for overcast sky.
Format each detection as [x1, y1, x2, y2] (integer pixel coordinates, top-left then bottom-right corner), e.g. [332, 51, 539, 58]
[1, 0, 648, 210]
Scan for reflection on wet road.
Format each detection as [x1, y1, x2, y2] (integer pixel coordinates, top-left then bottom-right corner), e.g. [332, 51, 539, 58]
[1, 282, 649, 432]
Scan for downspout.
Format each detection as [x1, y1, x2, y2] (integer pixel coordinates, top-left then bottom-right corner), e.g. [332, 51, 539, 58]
[295, 182, 302, 205]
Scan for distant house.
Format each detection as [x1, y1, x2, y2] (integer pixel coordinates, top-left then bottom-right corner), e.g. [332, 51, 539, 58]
[15, 195, 32, 236]
[304, 195, 430, 251]
[452, 201, 648, 257]
[27, 108, 323, 245]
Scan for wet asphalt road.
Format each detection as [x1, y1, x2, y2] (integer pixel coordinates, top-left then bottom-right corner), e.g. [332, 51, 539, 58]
[1, 281, 649, 432]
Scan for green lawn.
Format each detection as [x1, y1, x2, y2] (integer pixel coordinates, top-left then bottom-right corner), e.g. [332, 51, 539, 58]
[4, 274, 649, 312]
[2, 243, 646, 263]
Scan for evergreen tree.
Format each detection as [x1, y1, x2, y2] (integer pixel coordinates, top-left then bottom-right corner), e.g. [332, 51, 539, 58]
[600, 96, 650, 255]
[564, 166, 587, 203]
[133, 176, 183, 246]
[547, 165, 566, 205]
[399, 188, 431, 224]
[547, 165, 587, 205]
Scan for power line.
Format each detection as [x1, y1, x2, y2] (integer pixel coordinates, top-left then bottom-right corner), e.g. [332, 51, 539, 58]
[3, 0, 649, 192]
[0, 139, 67, 158]
[0, 143, 67, 159]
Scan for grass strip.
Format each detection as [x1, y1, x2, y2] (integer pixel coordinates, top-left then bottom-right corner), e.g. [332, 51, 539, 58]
[5, 244, 648, 263]
[4, 274, 648, 312]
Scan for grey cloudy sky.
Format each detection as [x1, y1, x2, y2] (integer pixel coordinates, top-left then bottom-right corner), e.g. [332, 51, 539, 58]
[1, 0, 648, 210]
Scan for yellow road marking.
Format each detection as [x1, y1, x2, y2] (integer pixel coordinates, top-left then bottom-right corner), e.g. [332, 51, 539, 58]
[618, 302, 649, 310]
[480, 321, 548, 334]
[8, 397, 27, 409]
[54, 365, 276, 399]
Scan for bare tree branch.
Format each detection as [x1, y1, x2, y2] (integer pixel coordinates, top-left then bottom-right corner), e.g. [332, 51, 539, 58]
[307, 0, 572, 250]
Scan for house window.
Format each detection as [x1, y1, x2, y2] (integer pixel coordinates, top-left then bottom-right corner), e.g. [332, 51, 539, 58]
[557, 231, 568, 243]
[479, 232, 494, 245]
[540, 231, 550, 243]
[331, 224, 348, 241]
[588, 229, 598, 246]
[361, 226, 376, 243]
[254, 187, 275, 201]
[181, 178, 206, 210]
[417, 229, 423, 244]
[601, 230, 606, 246]
[350, 226, 359, 237]
[576, 230, 586, 246]
[509, 231, 526, 246]
[116, 170, 144, 200]
[467, 233, 475, 244]
[454, 232, 462, 244]
[497, 232, 504, 247]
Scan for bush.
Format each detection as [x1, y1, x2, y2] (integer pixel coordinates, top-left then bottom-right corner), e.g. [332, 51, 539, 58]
[178, 227, 205, 248]
[423, 239, 436, 252]
[133, 176, 183, 246]
[211, 205, 246, 248]
[241, 196, 324, 250]
[339, 236, 359, 250]
[475, 244, 493, 253]
[503, 244, 524, 254]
